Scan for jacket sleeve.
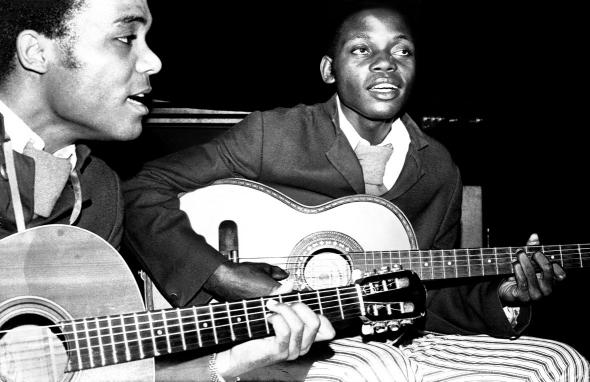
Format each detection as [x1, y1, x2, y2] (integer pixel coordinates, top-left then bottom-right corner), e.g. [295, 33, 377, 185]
[423, 170, 531, 338]
[122, 112, 264, 307]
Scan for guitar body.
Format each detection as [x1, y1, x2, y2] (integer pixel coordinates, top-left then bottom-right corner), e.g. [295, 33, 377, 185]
[179, 178, 419, 291]
[0, 225, 154, 381]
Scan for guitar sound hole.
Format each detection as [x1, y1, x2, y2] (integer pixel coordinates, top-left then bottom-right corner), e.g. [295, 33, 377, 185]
[0, 314, 69, 382]
[303, 249, 352, 290]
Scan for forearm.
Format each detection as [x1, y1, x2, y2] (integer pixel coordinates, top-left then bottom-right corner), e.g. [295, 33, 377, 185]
[123, 155, 231, 307]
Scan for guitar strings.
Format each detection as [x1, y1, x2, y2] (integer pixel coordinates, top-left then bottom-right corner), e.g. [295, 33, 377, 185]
[0, 294, 407, 368]
[0, 298, 377, 374]
[0, 287, 361, 335]
[0, 286, 412, 365]
[236, 245, 590, 261]
[6, 244, 586, 368]
[237, 247, 590, 269]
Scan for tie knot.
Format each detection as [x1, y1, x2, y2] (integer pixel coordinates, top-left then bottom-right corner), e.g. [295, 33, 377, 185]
[354, 142, 393, 196]
[23, 142, 72, 217]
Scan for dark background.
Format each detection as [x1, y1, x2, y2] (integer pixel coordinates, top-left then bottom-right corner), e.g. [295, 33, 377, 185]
[100, 0, 590, 357]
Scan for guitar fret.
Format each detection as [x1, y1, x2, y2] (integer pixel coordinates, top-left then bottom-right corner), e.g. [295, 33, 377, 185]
[336, 288, 344, 319]
[162, 311, 172, 354]
[88, 317, 102, 369]
[481, 249, 486, 276]
[243, 300, 252, 338]
[192, 306, 203, 347]
[494, 247, 499, 274]
[316, 290, 323, 315]
[454, 249, 469, 278]
[559, 245, 564, 266]
[177, 308, 187, 350]
[118, 314, 129, 361]
[209, 305, 218, 344]
[428, 250, 441, 280]
[132, 313, 144, 359]
[83, 318, 94, 369]
[261, 297, 270, 334]
[467, 248, 471, 277]
[226, 302, 236, 341]
[95, 317, 106, 367]
[428, 250, 434, 280]
[72, 320, 83, 370]
[579, 244, 583, 268]
[147, 312, 160, 356]
[107, 316, 118, 364]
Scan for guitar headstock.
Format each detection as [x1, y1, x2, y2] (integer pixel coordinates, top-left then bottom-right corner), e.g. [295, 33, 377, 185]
[355, 270, 426, 334]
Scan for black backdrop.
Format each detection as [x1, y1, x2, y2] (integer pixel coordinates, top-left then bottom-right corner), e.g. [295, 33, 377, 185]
[100, 0, 590, 356]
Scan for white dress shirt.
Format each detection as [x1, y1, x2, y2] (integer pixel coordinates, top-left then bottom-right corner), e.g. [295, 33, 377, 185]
[336, 96, 410, 190]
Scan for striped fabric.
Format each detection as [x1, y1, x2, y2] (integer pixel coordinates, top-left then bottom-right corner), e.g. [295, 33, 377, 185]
[305, 336, 421, 382]
[303, 334, 589, 382]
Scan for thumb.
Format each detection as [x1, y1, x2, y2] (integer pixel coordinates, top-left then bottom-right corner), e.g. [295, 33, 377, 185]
[526, 233, 540, 246]
[270, 265, 289, 280]
[272, 278, 294, 295]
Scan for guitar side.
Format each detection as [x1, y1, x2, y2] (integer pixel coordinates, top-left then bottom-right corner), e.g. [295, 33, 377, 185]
[0, 225, 154, 381]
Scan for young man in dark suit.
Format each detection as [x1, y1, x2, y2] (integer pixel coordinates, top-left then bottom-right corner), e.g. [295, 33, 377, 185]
[124, 2, 589, 380]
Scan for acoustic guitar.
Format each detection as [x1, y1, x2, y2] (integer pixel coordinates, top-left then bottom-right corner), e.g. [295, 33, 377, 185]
[178, 178, 590, 292]
[0, 224, 422, 381]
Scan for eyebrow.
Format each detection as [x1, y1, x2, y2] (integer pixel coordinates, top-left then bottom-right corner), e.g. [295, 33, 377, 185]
[114, 15, 148, 26]
[349, 33, 413, 42]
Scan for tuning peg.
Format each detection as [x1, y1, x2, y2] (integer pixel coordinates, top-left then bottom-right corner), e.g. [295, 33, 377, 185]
[378, 266, 390, 274]
[361, 324, 375, 336]
[387, 321, 401, 332]
[374, 322, 388, 334]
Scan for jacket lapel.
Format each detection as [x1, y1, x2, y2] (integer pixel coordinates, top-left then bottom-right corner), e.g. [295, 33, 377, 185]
[326, 132, 365, 194]
[321, 97, 365, 194]
[382, 114, 427, 200]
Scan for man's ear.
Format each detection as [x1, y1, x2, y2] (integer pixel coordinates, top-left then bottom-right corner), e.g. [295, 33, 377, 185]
[15, 30, 51, 74]
[320, 55, 336, 84]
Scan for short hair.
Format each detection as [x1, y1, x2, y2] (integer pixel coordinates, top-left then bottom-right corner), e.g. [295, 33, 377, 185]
[0, 0, 84, 84]
[323, 0, 421, 58]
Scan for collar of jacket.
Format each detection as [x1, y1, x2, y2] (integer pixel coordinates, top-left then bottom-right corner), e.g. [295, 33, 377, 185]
[1, 144, 93, 226]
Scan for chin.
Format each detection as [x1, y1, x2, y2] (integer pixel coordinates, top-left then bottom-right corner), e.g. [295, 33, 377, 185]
[367, 107, 403, 121]
[112, 124, 143, 141]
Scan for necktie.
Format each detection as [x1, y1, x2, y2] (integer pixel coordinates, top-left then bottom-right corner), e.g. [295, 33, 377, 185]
[354, 142, 393, 196]
[23, 142, 72, 217]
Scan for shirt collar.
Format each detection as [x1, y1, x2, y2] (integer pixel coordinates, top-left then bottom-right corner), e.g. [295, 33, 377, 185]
[336, 95, 410, 149]
[0, 98, 77, 168]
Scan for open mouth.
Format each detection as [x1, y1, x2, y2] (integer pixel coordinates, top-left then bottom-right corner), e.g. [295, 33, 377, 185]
[127, 93, 149, 107]
[370, 83, 400, 92]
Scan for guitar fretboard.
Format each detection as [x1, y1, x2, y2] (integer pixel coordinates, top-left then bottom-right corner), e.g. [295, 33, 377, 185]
[61, 286, 362, 372]
[351, 244, 590, 280]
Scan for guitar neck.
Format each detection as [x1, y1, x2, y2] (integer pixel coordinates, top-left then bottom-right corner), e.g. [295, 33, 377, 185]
[352, 243, 590, 281]
[62, 286, 361, 372]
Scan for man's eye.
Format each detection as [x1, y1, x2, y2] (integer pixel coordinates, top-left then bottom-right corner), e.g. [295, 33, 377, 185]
[351, 47, 370, 55]
[117, 35, 137, 45]
[394, 48, 413, 56]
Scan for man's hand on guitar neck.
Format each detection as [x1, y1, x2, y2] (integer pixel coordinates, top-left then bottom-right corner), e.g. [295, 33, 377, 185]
[499, 233, 567, 306]
[204, 261, 290, 301]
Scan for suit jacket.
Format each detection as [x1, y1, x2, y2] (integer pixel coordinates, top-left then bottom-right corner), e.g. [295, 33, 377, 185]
[0, 144, 123, 247]
[123, 95, 528, 338]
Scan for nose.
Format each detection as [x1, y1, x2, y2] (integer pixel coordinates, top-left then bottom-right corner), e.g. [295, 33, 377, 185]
[136, 44, 162, 75]
[370, 52, 397, 72]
